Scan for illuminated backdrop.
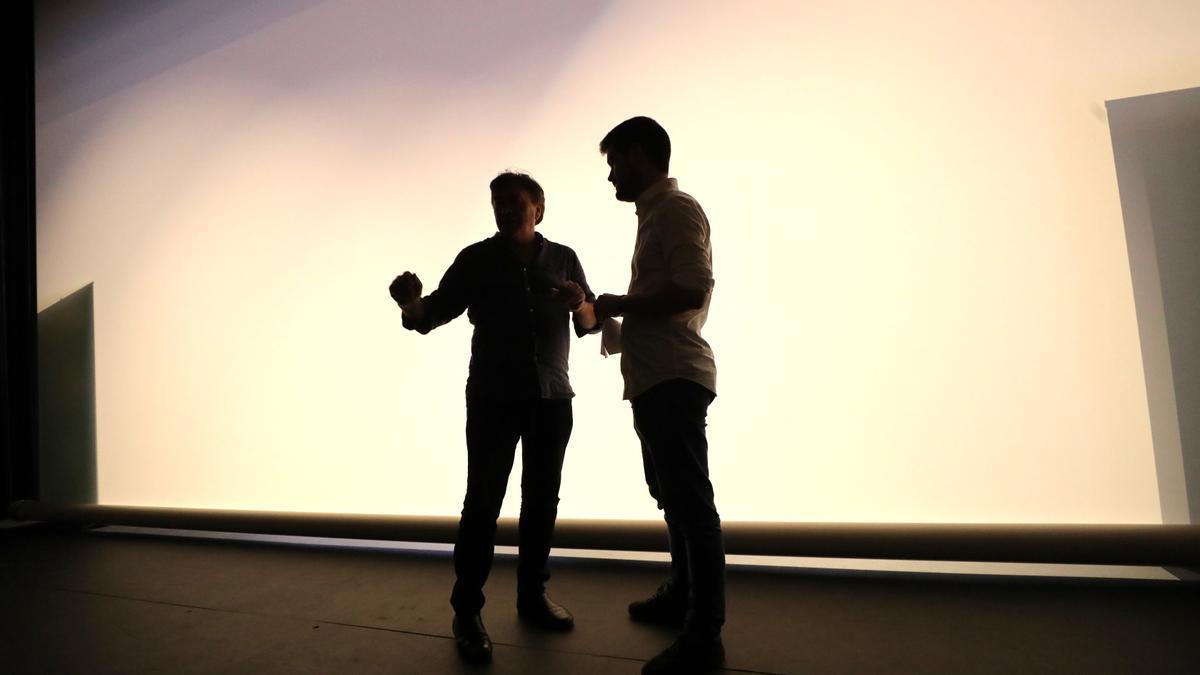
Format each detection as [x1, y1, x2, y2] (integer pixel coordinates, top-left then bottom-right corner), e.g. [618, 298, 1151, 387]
[35, 0, 1200, 522]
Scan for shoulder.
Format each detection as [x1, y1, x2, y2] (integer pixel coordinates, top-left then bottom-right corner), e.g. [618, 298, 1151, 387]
[543, 237, 581, 262]
[456, 237, 495, 260]
[440, 239, 492, 276]
[655, 190, 709, 235]
[662, 189, 707, 218]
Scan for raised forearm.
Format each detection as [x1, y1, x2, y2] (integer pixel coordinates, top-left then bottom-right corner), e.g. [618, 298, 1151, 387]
[399, 298, 425, 322]
[399, 292, 467, 335]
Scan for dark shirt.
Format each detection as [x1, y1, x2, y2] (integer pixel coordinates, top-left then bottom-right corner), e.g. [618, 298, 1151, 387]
[402, 232, 598, 400]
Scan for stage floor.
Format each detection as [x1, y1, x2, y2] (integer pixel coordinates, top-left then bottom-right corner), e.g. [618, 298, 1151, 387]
[1, 524, 1196, 674]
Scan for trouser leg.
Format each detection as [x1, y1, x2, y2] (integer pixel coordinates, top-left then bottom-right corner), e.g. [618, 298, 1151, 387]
[516, 398, 572, 598]
[450, 397, 522, 615]
[641, 431, 691, 596]
[681, 518, 726, 639]
[666, 520, 691, 595]
[632, 380, 725, 638]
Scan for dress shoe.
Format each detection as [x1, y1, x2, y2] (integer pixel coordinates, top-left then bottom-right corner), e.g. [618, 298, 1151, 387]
[628, 582, 687, 628]
[642, 634, 725, 675]
[452, 613, 492, 663]
[516, 592, 575, 630]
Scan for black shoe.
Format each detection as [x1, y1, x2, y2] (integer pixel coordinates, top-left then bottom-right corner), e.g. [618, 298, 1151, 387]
[642, 634, 725, 675]
[517, 592, 575, 630]
[452, 614, 492, 663]
[628, 582, 687, 628]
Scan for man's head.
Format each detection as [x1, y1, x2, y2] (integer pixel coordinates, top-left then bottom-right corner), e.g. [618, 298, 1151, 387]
[599, 116, 671, 202]
[489, 171, 545, 235]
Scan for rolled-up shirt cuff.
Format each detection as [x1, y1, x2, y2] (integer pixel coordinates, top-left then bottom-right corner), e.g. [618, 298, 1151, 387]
[670, 274, 714, 294]
[400, 301, 434, 334]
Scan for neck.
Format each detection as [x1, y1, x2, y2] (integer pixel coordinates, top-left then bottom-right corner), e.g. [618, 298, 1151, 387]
[503, 227, 537, 245]
[635, 172, 669, 200]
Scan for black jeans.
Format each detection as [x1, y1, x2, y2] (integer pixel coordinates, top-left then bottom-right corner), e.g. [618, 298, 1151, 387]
[632, 379, 725, 639]
[450, 396, 572, 615]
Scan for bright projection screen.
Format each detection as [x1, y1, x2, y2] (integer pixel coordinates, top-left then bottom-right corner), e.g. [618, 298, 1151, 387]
[34, 0, 1200, 524]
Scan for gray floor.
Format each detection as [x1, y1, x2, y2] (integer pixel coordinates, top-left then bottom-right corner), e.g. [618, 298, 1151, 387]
[1, 525, 1197, 674]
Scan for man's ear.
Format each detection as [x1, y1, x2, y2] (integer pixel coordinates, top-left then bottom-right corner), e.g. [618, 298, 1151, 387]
[535, 202, 545, 225]
[627, 143, 648, 169]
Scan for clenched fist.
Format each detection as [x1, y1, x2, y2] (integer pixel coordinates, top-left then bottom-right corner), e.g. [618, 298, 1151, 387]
[552, 280, 586, 311]
[389, 272, 422, 306]
[593, 293, 625, 320]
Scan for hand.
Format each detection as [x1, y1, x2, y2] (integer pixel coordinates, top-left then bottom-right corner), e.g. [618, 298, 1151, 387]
[551, 280, 586, 311]
[593, 293, 625, 320]
[389, 272, 422, 306]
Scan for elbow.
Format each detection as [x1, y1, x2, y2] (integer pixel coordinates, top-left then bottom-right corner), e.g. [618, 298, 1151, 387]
[667, 279, 709, 312]
[680, 288, 707, 311]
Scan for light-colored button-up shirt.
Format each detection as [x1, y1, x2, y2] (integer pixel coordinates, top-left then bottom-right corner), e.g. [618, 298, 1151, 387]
[619, 177, 717, 400]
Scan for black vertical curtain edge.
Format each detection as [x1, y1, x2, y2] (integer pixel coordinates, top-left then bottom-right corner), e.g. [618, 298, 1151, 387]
[1, 1, 38, 508]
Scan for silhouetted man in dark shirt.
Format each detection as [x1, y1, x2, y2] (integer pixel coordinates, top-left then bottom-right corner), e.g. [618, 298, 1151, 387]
[389, 171, 599, 663]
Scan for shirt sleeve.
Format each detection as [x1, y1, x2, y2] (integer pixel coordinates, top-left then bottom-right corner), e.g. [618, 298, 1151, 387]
[658, 197, 714, 294]
[569, 249, 602, 337]
[402, 247, 473, 334]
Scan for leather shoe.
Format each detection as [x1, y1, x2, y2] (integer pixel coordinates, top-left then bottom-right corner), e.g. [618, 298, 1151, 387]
[517, 592, 575, 630]
[642, 634, 725, 675]
[628, 582, 687, 628]
[452, 614, 492, 663]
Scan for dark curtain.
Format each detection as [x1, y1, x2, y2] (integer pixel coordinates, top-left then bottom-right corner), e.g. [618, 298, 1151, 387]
[1, 0, 38, 509]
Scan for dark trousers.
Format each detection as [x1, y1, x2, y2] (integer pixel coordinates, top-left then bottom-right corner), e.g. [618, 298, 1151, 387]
[632, 379, 725, 639]
[450, 396, 572, 615]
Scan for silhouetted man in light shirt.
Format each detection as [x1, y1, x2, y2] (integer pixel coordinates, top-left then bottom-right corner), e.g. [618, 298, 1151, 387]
[389, 171, 599, 664]
[593, 117, 726, 675]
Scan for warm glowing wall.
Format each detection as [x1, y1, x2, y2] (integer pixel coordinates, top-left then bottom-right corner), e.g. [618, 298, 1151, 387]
[35, 0, 1200, 522]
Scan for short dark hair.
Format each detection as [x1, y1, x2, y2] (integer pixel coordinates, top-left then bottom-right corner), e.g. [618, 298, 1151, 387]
[489, 171, 544, 205]
[599, 116, 671, 172]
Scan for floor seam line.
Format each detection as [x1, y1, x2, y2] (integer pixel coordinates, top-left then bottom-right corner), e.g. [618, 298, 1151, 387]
[9, 584, 802, 670]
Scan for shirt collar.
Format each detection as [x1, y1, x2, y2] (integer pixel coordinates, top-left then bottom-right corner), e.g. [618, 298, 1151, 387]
[490, 231, 546, 246]
[491, 230, 547, 265]
[634, 177, 676, 217]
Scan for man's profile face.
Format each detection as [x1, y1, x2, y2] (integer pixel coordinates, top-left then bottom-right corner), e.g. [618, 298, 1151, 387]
[491, 186, 542, 235]
[606, 150, 640, 202]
